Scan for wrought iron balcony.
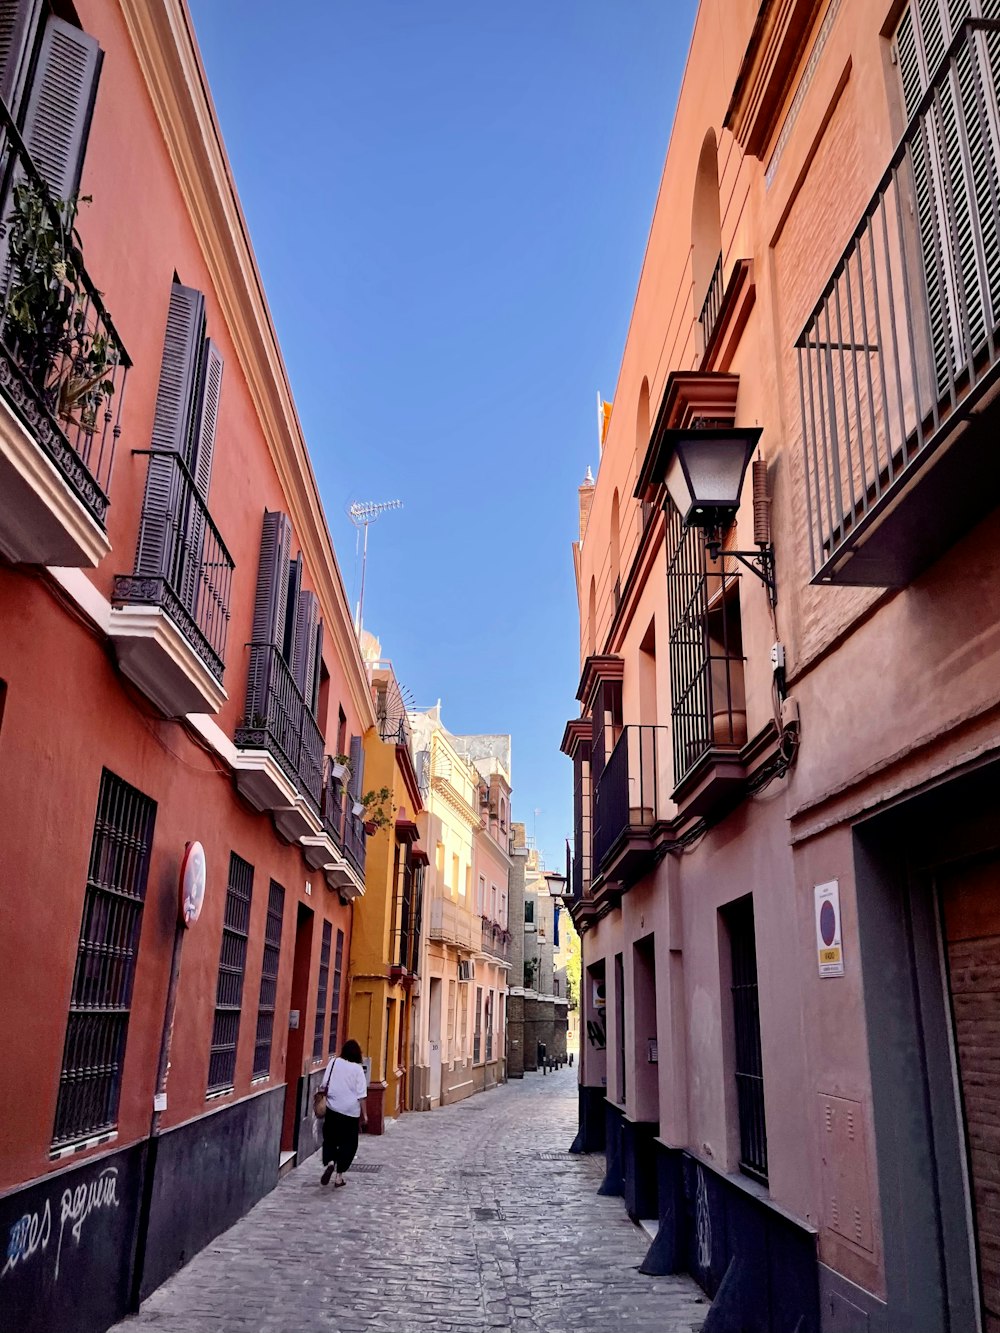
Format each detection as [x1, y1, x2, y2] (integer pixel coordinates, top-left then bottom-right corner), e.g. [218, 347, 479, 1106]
[480, 915, 511, 963]
[235, 644, 324, 809]
[344, 807, 366, 880]
[113, 450, 234, 685]
[0, 100, 129, 564]
[592, 725, 671, 890]
[699, 251, 725, 354]
[428, 897, 476, 950]
[797, 18, 1000, 586]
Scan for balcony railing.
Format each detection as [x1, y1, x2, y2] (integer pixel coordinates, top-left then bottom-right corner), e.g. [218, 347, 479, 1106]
[480, 915, 511, 962]
[0, 98, 130, 530]
[797, 18, 1000, 585]
[322, 762, 346, 851]
[113, 450, 234, 680]
[428, 898, 476, 950]
[344, 808, 366, 880]
[699, 252, 725, 354]
[592, 725, 671, 873]
[235, 644, 324, 808]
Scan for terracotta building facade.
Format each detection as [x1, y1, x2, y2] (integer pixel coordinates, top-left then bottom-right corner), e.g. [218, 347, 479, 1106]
[0, 3, 374, 1331]
[564, 2, 1000, 1331]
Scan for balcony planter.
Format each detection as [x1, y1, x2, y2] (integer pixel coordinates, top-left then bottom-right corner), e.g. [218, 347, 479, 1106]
[331, 757, 350, 781]
[363, 819, 376, 836]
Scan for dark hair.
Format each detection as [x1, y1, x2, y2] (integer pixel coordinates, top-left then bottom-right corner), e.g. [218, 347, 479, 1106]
[340, 1039, 363, 1064]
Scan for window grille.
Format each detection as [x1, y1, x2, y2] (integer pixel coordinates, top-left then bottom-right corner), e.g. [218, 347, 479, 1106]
[474, 986, 483, 1063]
[524, 899, 534, 924]
[313, 921, 331, 1059]
[666, 502, 745, 785]
[253, 880, 285, 1078]
[53, 770, 156, 1147]
[328, 928, 344, 1056]
[726, 896, 768, 1183]
[208, 853, 254, 1093]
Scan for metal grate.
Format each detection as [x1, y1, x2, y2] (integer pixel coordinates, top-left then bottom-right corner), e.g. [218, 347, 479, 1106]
[726, 895, 768, 1183]
[313, 921, 331, 1059]
[253, 880, 285, 1078]
[208, 853, 254, 1093]
[350, 1163, 382, 1175]
[53, 771, 156, 1147]
[328, 928, 344, 1056]
[472, 1206, 505, 1221]
[666, 503, 746, 787]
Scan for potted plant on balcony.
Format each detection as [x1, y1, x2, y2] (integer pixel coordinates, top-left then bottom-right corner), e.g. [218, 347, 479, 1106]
[330, 753, 351, 781]
[4, 182, 118, 432]
[360, 786, 393, 835]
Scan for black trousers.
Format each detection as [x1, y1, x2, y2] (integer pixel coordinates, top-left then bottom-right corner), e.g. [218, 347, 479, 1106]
[322, 1110, 360, 1172]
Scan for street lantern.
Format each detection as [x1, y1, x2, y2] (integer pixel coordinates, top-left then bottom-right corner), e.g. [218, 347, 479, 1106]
[661, 426, 761, 530]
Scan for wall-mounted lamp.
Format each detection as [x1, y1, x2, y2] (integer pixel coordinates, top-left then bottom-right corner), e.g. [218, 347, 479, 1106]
[660, 425, 776, 605]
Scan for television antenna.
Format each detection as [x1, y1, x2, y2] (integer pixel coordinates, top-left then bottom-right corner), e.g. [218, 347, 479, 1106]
[348, 498, 402, 639]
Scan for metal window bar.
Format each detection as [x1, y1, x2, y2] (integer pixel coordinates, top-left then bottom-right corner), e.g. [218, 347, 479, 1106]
[253, 880, 285, 1078]
[0, 96, 130, 529]
[207, 853, 254, 1093]
[323, 759, 346, 852]
[666, 503, 746, 786]
[313, 920, 332, 1060]
[235, 645, 324, 808]
[573, 744, 592, 900]
[592, 724, 670, 872]
[328, 928, 344, 1057]
[728, 897, 768, 1183]
[408, 867, 425, 975]
[796, 18, 1000, 582]
[474, 987, 482, 1064]
[52, 770, 156, 1147]
[699, 251, 725, 352]
[344, 808, 367, 880]
[114, 450, 234, 680]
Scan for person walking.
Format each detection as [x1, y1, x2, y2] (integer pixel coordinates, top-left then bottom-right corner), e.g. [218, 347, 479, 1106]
[319, 1039, 368, 1187]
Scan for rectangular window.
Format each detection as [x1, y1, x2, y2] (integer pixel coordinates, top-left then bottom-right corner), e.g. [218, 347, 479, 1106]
[500, 890, 506, 928]
[491, 884, 497, 921]
[447, 980, 457, 1054]
[328, 928, 344, 1056]
[478, 874, 486, 914]
[485, 991, 494, 1062]
[525, 899, 535, 925]
[452, 853, 460, 895]
[53, 770, 156, 1147]
[725, 896, 768, 1183]
[459, 981, 469, 1051]
[313, 921, 331, 1060]
[474, 986, 483, 1063]
[253, 880, 285, 1078]
[614, 952, 626, 1106]
[208, 853, 254, 1093]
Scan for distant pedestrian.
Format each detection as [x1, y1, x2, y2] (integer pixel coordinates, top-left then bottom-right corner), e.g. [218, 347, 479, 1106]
[318, 1039, 368, 1187]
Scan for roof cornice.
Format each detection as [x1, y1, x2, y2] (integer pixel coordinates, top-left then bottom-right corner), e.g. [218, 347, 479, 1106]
[119, 0, 374, 729]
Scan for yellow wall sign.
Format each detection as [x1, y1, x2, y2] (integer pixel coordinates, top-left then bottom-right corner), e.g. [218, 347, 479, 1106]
[815, 880, 845, 977]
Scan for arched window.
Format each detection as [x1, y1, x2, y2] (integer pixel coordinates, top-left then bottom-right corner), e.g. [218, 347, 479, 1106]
[610, 489, 621, 610]
[692, 129, 723, 349]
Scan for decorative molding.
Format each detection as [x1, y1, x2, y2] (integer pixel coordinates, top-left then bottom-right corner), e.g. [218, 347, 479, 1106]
[724, 0, 827, 159]
[575, 654, 624, 708]
[113, 573, 224, 681]
[107, 602, 228, 717]
[117, 0, 374, 730]
[765, 0, 844, 188]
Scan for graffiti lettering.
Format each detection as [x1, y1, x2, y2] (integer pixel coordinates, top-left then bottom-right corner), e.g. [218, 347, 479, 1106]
[2, 1199, 52, 1278]
[695, 1164, 711, 1272]
[586, 1017, 606, 1049]
[55, 1168, 119, 1280]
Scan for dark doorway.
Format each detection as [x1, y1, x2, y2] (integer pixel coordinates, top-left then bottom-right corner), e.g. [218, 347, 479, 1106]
[281, 902, 314, 1155]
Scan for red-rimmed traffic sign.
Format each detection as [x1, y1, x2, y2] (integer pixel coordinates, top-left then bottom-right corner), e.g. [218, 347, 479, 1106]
[179, 841, 206, 928]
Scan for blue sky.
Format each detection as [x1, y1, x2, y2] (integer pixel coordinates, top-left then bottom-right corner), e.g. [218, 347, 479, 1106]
[188, 1, 696, 869]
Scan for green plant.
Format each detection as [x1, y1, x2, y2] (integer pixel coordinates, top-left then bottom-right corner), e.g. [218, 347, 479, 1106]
[4, 181, 118, 431]
[361, 786, 394, 832]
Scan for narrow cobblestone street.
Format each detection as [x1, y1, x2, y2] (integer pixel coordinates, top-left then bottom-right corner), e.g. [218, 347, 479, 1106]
[113, 1069, 706, 1333]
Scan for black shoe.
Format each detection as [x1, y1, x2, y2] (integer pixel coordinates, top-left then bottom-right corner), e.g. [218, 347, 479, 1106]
[321, 1164, 334, 1186]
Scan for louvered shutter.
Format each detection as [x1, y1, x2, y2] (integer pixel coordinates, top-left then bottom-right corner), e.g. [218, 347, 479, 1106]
[244, 510, 292, 724]
[282, 555, 302, 666]
[135, 284, 205, 580]
[178, 339, 224, 612]
[349, 733, 365, 803]
[310, 620, 324, 717]
[19, 15, 101, 200]
[291, 589, 318, 698]
[0, 0, 42, 123]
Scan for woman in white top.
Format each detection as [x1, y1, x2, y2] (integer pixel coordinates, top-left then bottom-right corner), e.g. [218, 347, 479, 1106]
[319, 1038, 369, 1186]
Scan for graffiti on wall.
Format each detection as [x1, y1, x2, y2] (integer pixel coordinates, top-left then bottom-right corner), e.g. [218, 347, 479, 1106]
[2, 1167, 120, 1283]
[586, 1016, 607, 1049]
[695, 1163, 712, 1272]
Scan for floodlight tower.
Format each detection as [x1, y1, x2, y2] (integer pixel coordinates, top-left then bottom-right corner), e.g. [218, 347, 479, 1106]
[348, 498, 402, 640]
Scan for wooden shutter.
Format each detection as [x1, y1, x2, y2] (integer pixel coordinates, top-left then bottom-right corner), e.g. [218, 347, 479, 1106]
[349, 733, 365, 801]
[244, 510, 292, 723]
[0, 0, 42, 123]
[19, 15, 101, 200]
[291, 588, 318, 698]
[189, 339, 223, 498]
[310, 620, 324, 717]
[135, 283, 205, 580]
[282, 555, 302, 666]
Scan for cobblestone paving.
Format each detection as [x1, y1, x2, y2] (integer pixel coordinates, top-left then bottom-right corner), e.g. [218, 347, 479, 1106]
[114, 1067, 707, 1333]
